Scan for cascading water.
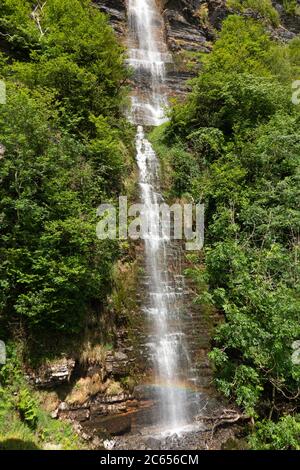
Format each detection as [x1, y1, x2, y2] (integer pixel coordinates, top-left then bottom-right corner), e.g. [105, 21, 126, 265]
[127, 0, 195, 433]
[127, 0, 171, 126]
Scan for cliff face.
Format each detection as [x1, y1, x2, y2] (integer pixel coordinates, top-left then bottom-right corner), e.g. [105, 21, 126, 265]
[95, 1, 300, 96]
[94, 1, 226, 95]
[94, 0, 127, 36]
[272, 1, 300, 34]
[94, 1, 228, 51]
[161, 0, 210, 53]
[95, 1, 300, 52]
[161, 0, 227, 52]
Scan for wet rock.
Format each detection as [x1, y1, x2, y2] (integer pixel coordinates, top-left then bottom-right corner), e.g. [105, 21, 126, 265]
[133, 384, 158, 400]
[144, 436, 162, 450]
[58, 401, 69, 411]
[92, 436, 104, 449]
[97, 393, 131, 404]
[60, 408, 90, 423]
[78, 409, 91, 422]
[97, 414, 132, 436]
[103, 439, 115, 450]
[90, 402, 127, 417]
[164, 433, 181, 448]
[95, 0, 127, 36]
[126, 399, 139, 409]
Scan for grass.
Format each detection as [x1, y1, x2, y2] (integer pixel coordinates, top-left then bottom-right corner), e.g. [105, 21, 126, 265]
[79, 342, 110, 367]
[106, 380, 123, 396]
[66, 374, 105, 406]
[0, 344, 87, 450]
[0, 391, 86, 450]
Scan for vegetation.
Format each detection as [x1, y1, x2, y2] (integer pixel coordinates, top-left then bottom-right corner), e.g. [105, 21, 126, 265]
[1, 0, 300, 452]
[0, 0, 133, 448]
[227, 0, 280, 27]
[0, 0, 133, 337]
[151, 14, 300, 449]
[0, 344, 85, 449]
[280, 0, 300, 16]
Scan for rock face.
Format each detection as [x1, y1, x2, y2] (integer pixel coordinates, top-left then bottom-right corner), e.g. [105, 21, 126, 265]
[95, 0, 300, 99]
[161, 0, 211, 52]
[273, 1, 300, 34]
[26, 358, 75, 388]
[96, 0, 300, 60]
[94, 0, 127, 36]
[94, 1, 229, 96]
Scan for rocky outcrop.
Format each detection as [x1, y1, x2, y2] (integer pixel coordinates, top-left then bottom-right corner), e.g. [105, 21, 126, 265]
[273, 1, 300, 34]
[26, 358, 75, 388]
[160, 1, 229, 51]
[94, 0, 299, 99]
[95, 0, 300, 53]
[28, 346, 143, 442]
[161, 1, 210, 52]
[94, 0, 127, 37]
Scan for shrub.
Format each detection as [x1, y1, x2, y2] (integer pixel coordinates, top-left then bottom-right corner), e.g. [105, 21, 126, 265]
[17, 389, 38, 429]
[249, 416, 300, 450]
[227, 0, 280, 26]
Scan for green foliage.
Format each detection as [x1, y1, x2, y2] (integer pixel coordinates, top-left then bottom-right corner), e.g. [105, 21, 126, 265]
[249, 416, 300, 450]
[0, 0, 40, 56]
[0, 0, 132, 333]
[227, 0, 280, 27]
[0, 3, 134, 449]
[201, 15, 273, 76]
[17, 389, 38, 429]
[281, 0, 300, 15]
[6, 0, 130, 133]
[149, 124, 199, 199]
[0, 345, 85, 449]
[0, 85, 122, 332]
[156, 11, 300, 445]
[0, 1, 133, 336]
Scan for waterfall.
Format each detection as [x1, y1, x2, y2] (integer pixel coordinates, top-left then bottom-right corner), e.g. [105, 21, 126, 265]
[127, 0, 192, 433]
[127, 0, 171, 126]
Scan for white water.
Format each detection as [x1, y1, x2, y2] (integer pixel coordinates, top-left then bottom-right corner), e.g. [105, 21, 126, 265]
[127, 0, 192, 432]
[127, 0, 171, 126]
